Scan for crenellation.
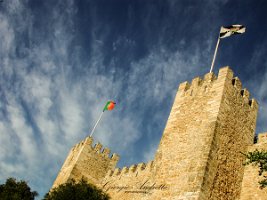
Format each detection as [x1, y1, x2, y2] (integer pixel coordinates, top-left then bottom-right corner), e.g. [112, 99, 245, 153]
[232, 77, 242, 90]
[52, 136, 120, 188]
[249, 99, 258, 109]
[77, 142, 82, 148]
[191, 77, 202, 87]
[219, 72, 258, 110]
[229, 76, 255, 109]
[137, 162, 146, 171]
[71, 144, 78, 151]
[204, 72, 216, 82]
[129, 164, 137, 172]
[177, 67, 236, 98]
[121, 166, 129, 174]
[76, 137, 120, 161]
[108, 161, 154, 178]
[241, 89, 250, 103]
[102, 148, 111, 157]
[217, 66, 234, 80]
[94, 142, 103, 153]
[113, 168, 121, 176]
[110, 153, 120, 161]
[72, 142, 83, 152]
[80, 141, 85, 146]
[145, 161, 154, 171]
[178, 81, 190, 93]
[84, 136, 93, 146]
[106, 169, 114, 176]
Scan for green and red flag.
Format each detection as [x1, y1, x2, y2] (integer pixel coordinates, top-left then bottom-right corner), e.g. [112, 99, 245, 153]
[103, 101, 116, 111]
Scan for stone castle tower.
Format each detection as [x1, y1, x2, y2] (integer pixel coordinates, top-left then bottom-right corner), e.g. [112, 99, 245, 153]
[52, 66, 267, 200]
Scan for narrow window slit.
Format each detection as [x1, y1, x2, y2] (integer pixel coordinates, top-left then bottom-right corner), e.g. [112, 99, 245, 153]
[232, 79, 236, 86]
[241, 89, 244, 96]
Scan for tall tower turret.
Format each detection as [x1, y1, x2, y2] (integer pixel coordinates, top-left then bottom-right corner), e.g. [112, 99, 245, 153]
[154, 66, 258, 200]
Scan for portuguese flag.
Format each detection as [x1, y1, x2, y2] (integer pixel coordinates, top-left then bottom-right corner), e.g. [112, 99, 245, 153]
[103, 101, 116, 111]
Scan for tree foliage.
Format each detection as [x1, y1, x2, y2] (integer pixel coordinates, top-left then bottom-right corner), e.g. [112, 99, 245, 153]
[0, 177, 38, 200]
[244, 149, 267, 188]
[43, 179, 110, 200]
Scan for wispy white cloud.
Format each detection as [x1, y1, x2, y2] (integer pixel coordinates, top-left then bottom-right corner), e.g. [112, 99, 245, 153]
[1, 1, 210, 193]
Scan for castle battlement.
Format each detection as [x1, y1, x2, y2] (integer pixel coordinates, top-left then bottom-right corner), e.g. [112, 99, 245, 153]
[71, 137, 119, 161]
[177, 67, 258, 111]
[106, 161, 154, 177]
[52, 136, 120, 188]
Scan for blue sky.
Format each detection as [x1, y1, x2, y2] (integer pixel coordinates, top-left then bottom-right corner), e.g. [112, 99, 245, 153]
[0, 0, 267, 198]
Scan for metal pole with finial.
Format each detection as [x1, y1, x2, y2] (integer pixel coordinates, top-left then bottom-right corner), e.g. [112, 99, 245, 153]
[210, 36, 221, 73]
[89, 101, 116, 137]
[89, 111, 104, 137]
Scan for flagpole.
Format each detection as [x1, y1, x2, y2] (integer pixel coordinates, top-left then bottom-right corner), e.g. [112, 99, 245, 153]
[89, 111, 104, 137]
[209, 36, 221, 73]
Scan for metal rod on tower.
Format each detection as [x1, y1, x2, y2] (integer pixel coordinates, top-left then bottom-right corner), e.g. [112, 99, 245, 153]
[89, 100, 116, 137]
[210, 36, 221, 73]
[89, 111, 104, 137]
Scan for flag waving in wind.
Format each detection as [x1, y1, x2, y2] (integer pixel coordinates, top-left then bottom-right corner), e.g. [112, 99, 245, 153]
[89, 100, 116, 137]
[103, 101, 116, 111]
[210, 24, 246, 73]
[219, 25, 246, 38]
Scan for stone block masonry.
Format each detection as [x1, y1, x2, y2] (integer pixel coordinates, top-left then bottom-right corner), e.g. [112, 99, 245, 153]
[240, 132, 267, 200]
[153, 66, 258, 200]
[52, 137, 119, 188]
[52, 66, 266, 200]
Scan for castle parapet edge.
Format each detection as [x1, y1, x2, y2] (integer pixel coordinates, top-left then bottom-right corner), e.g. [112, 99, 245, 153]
[52, 66, 266, 200]
[177, 67, 257, 110]
[105, 161, 154, 177]
[52, 136, 120, 188]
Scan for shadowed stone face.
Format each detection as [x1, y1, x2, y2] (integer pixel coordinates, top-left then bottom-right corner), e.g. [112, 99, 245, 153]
[240, 132, 267, 200]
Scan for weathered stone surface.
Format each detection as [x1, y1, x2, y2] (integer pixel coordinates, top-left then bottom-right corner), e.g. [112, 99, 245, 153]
[240, 132, 267, 200]
[52, 137, 119, 188]
[52, 66, 266, 200]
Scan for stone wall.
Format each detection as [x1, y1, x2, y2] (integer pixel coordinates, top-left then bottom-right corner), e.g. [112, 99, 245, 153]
[240, 132, 267, 200]
[52, 137, 119, 188]
[205, 70, 258, 200]
[99, 161, 158, 200]
[153, 66, 258, 200]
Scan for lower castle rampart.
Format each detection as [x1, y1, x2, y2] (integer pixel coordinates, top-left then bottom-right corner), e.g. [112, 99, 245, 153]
[52, 137, 119, 188]
[100, 161, 161, 200]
